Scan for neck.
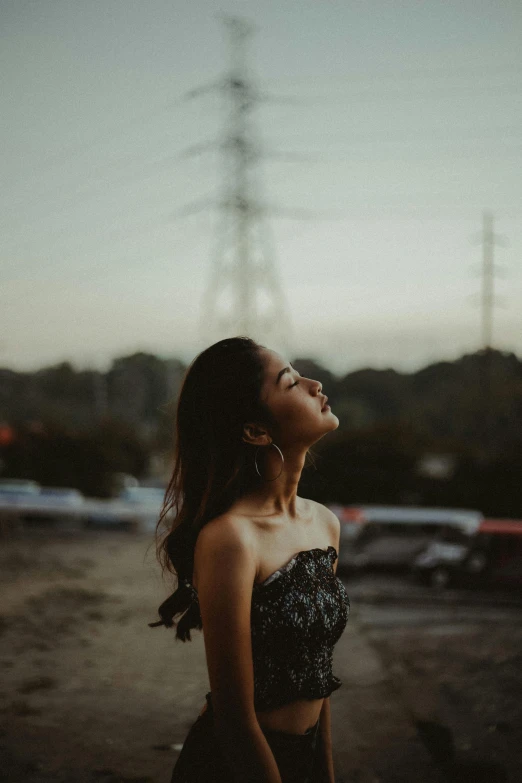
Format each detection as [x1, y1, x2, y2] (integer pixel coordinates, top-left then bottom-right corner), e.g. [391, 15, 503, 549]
[244, 444, 308, 518]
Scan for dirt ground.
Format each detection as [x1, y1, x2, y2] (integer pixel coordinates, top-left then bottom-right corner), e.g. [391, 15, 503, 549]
[0, 528, 206, 783]
[356, 605, 522, 782]
[1, 528, 521, 782]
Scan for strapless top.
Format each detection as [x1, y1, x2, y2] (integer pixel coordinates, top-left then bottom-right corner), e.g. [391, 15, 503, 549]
[190, 545, 350, 711]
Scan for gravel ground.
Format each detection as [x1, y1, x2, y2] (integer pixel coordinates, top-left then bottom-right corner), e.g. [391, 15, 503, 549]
[0, 528, 520, 782]
[350, 574, 522, 782]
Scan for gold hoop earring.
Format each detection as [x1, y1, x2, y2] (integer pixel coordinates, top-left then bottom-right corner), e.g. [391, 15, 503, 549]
[254, 443, 284, 481]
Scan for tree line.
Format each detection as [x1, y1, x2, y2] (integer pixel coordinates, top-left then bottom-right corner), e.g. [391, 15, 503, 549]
[1, 347, 521, 514]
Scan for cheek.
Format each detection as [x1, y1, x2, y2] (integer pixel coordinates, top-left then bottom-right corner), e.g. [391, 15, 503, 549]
[280, 396, 320, 425]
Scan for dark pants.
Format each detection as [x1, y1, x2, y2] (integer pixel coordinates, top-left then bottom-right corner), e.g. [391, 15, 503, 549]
[170, 691, 322, 783]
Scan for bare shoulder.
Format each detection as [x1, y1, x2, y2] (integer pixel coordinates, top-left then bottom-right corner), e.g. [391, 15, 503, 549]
[193, 511, 257, 591]
[303, 497, 341, 547]
[195, 510, 257, 556]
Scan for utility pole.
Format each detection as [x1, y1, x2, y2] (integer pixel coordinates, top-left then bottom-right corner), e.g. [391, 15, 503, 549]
[481, 210, 495, 350]
[472, 210, 508, 461]
[477, 210, 509, 351]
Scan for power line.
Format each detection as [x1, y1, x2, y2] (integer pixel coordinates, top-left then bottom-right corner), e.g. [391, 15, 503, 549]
[264, 63, 522, 86]
[16, 93, 206, 177]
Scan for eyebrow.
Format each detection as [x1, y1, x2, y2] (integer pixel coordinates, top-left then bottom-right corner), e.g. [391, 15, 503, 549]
[276, 366, 292, 385]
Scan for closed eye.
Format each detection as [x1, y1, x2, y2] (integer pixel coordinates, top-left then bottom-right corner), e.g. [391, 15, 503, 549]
[289, 380, 300, 388]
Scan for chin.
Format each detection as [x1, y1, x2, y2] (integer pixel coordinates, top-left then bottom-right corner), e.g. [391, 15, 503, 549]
[328, 413, 340, 429]
[312, 415, 339, 445]
[321, 410, 339, 431]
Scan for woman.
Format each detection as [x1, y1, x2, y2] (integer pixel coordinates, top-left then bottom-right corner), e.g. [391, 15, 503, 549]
[149, 336, 350, 783]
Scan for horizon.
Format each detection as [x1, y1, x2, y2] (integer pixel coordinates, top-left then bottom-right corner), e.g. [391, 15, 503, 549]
[1, 342, 518, 382]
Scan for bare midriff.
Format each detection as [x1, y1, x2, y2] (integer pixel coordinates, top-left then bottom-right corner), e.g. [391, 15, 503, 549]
[198, 696, 324, 735]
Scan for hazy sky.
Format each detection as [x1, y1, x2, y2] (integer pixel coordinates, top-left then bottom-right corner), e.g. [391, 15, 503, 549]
[2, 0, 521, 375]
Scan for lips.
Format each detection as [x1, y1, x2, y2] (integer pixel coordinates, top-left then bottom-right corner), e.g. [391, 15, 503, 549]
[321, 396, 329, 412]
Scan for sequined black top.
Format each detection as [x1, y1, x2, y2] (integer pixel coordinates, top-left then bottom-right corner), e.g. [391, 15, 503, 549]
[191, 545, 350, 711]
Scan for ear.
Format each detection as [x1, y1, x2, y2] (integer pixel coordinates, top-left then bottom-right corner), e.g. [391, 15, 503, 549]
[242, 422, 272, 447]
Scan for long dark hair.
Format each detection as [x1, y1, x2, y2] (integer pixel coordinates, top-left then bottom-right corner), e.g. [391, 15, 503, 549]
[148, 336, 279, 641]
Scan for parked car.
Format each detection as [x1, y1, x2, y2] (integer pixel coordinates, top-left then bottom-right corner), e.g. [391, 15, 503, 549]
[0, 479, 41, 500]
[21, 486, 86, 526]
[118, 486, 167, 532]
[39, 487, 84, 503]
[413, 518, 522, 589]
[0, 479, 41, 533]
[0, 481, 87, 529]
[85, 486, 167, 532]
[328, 504, 483, 573]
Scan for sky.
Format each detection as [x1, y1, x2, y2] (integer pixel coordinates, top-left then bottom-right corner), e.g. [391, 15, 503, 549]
[1, 0, 521, 376]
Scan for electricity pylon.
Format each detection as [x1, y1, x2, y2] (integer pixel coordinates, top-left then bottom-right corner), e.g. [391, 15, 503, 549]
[470, 210, 509, 461]
[480, 210, 507, 351]
[189, 16, 294, 354]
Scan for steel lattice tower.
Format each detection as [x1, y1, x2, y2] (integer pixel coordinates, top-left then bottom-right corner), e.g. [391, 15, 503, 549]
[198, 17, 293, 353]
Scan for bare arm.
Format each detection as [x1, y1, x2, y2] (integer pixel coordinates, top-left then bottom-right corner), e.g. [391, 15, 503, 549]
[194, 517, 283, 783]
[314, 504, 342, 783]
[316, 697, 335, 783]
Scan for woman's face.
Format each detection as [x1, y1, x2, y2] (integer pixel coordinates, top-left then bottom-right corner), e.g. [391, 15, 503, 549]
[258, 348, 339, 447]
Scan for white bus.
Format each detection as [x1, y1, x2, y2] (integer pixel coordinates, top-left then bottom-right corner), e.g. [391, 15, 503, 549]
[328, 504, 484, 571]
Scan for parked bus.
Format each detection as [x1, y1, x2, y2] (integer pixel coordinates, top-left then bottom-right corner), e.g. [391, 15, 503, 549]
[328, 504, 483, 573]
[413, 518, 522, 589]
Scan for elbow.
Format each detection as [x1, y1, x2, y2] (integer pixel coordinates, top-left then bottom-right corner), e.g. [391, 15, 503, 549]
[213, 705, 259, 740]
[210, 691, 258, 734]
